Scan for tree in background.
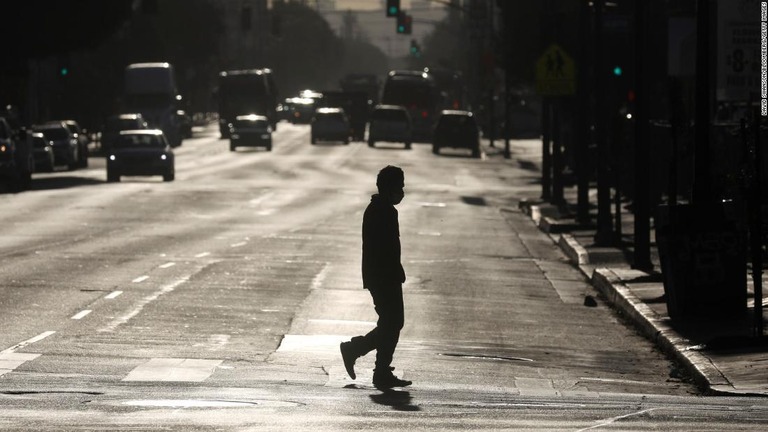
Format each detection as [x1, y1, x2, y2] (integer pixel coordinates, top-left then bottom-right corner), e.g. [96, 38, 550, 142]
[338, 10, 389, 83]
[266, 1, 343, 96]
[419, 8, 470, 74]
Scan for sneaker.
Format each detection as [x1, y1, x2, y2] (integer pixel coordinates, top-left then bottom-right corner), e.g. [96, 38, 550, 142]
[373, 370, 412, 389]
[339, 342, 357, 380]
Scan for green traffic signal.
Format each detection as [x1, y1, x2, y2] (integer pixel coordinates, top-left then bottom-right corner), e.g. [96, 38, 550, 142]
[60, 68, 69, 76]
[613, 66, 623, 76]
[386, 0, 400, 17]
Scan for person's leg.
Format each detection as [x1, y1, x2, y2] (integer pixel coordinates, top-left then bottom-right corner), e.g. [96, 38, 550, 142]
[370, 284, 410, 388]
[340, 288, 386, 379]
[370, 284, 404, 372]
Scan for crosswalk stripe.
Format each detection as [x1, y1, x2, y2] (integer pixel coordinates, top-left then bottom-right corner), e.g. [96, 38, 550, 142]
[123, 358, 223, 382]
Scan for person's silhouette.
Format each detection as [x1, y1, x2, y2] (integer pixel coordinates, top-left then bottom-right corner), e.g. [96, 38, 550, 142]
[340, 165, 412, 389]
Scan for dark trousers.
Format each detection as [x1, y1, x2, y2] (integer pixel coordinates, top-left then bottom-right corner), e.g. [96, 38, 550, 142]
[349, 284, 404, 371]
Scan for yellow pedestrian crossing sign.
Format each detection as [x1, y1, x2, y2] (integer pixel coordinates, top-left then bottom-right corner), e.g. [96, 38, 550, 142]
[535, 44, 576, 96]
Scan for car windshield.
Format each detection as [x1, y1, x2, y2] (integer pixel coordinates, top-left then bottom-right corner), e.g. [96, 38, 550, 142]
[439, 115, 476, 130]
[373, 109, 407, 121]
[106, 118, 143, 131]
[234, 119, 269, 128]
[37, 128, 70, 140]
[115, 134, 164, 149]
[318, 113, 345, 121]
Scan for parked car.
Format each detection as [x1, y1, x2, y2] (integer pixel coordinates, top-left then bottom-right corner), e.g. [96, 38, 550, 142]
[51, 120, 89, 168]
[101, 113, 148, 154]
[29, 131, 54, 172]
[287, 97, 316, 124]
[32, 122, 79, 170]
[106, 129, 174, 182]
[0, 117, 33, 192]
[311, 107, 350, 144]
[432, 110, 480, 158]
[368, 104, 412, 149]
[176, 110, 192, 138]
[229, 114, 272, 151]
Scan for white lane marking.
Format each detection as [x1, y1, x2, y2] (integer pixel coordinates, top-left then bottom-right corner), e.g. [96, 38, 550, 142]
[123, 358, 223, 382]
[159, 262, 176, 269]
[132, 275, 149, 283]
[195, 252, 210, 258]
[417, 231, 442, 236]
[308, 319, 376, 327]
[1, 331, 56, 354]
[261, 309, 281, 313]
[0, 353, 41, 377]
[230, 242, 247, 248]
[71, 310, 92, 320]
[100, 277, 189, 332]
[256, 209, 276, 216]
[311, 263, 330, 290]
[276, 334, 349, 353]
[248, 191, 275, 207]
[105, 291, 123, 299]
[576, 408, 658, 432]
[418, 202, 447, 207]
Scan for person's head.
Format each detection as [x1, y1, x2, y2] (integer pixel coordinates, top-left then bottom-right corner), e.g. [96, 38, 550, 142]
[377, 165, 405, 205]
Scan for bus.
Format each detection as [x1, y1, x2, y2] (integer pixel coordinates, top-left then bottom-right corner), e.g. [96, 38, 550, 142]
[380, 70, 440, 142]
[217, 69, 278, 138]
[123, 62, 183, 147]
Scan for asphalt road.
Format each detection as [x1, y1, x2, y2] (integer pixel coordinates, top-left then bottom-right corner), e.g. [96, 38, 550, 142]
[1, 123, 766, 430]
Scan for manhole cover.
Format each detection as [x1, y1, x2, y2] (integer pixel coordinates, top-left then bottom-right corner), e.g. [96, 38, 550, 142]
[122, 399, 298, 408]
[439, 353, 534, 363]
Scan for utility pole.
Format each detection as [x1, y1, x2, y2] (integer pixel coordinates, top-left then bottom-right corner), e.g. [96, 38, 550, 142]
[632, 0, 652, 270]
[692, 0, 714, 207]
[594, 0, 614, 245]
[576, 0, 590, 225]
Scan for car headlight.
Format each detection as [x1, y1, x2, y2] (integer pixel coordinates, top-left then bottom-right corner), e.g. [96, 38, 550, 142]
[0, 145, 6, 152]
[109, 155, 116, 161]
[261, 134, 270, 139]
[160, 154, 167, 160]
[231, 134, 240, 139]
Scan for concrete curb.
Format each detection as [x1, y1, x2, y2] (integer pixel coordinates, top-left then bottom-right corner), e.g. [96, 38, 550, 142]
[519, 200, 740, 395]
[589, 268, 734, 395]
[558, 234, 589, 266]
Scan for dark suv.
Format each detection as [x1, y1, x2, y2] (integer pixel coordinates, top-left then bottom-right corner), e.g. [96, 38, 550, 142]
[432, 110, 480, 158]
[32, 122, 80, 170]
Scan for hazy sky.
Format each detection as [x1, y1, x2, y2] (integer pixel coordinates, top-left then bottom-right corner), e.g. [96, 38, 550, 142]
[334, 1, 436, 11]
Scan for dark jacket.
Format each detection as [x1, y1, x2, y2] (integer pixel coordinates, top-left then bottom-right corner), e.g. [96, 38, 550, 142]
[362, 194, 406, 289]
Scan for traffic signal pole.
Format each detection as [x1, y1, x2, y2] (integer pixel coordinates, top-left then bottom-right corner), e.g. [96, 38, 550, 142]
[594, 0, 614, 245]
[632, 0, 652, 270]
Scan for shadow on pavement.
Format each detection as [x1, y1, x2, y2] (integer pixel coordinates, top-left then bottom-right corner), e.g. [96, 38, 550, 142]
[369, 389, 421, 412]
[29, 176, 104, 191]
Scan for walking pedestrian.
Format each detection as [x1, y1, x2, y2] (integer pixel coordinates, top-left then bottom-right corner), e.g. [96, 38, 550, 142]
[340, 165, 412, 389]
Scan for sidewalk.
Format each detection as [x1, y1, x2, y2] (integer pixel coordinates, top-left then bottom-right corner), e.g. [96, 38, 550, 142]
[490, 139, 768, 397]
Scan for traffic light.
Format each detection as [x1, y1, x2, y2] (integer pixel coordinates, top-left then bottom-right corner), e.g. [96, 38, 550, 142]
[612, 66, 623, 77]
[409, 39, 421, 58]
[58, 54, 70, 78]
[396, 11, 412, 35]
[386, 0, 400, 18]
